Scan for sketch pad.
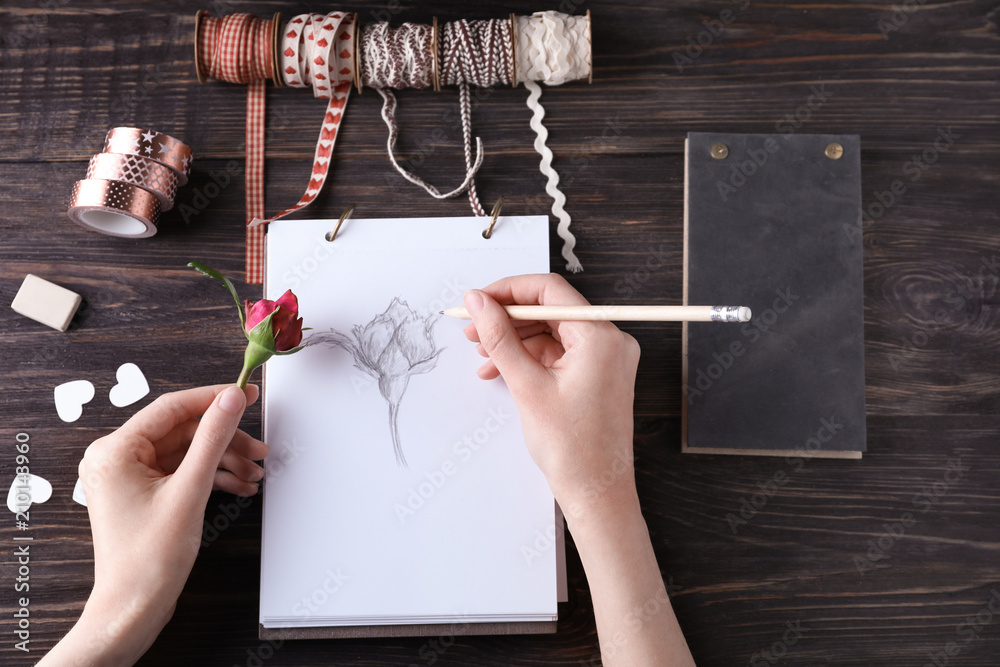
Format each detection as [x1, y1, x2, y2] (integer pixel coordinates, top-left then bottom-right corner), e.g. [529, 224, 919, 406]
[260, 216, 559, 638]
[683, 133, 866, 458]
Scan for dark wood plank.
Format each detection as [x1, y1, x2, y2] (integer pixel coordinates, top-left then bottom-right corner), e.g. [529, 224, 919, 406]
[0, 0, 998, 664]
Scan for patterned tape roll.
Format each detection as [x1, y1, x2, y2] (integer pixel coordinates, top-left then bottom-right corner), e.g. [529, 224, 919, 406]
[85, 153, 179, 210]
[103, 127, 193, 184]
[68, 179, 161, 238]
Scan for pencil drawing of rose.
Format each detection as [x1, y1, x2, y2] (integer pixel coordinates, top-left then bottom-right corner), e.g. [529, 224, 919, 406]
[312, 298, 443, 469]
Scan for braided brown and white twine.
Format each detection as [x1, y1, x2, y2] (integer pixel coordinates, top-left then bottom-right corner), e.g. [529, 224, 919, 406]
[439, 19, 513, 87]
[361, 21, 434, 89]
[362, 19, 514, 218]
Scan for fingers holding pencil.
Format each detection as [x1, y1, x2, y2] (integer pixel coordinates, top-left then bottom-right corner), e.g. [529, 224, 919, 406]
[461, 274, 594, 346]
[464, 319, 551, 344]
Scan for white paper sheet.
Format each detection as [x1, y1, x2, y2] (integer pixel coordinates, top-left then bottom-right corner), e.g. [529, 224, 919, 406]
[260, 216, 557, 628]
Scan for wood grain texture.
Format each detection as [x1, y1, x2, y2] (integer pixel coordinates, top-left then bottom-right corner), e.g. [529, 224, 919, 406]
[0, 0, 998, 664]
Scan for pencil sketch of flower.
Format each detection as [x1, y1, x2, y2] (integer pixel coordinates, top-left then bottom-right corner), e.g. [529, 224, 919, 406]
[311, 298, 443, 469]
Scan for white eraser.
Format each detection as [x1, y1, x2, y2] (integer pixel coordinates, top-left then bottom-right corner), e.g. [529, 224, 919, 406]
[10, 274, 83, 331]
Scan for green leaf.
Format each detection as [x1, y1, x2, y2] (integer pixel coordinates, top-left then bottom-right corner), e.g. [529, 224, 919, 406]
[187, 261, 245, 327]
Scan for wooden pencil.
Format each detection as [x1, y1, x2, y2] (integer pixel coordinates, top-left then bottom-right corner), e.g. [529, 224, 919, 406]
[441, 305, 751, 322]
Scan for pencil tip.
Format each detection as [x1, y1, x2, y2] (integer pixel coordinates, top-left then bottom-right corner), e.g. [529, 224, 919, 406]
[438, 310, 444, 314]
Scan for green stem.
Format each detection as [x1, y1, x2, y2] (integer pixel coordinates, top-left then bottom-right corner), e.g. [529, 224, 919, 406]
[238, 340, 273, 390]
[236, 364, 252, 390]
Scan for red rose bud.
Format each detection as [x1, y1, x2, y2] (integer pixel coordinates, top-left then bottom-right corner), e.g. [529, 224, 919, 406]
[244, 290, 304, 351]
[187, 262, 308, 389]
[237, 289, 306, 388]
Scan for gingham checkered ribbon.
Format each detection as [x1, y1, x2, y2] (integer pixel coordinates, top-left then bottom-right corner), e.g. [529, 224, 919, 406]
[197, 12, 354, 283]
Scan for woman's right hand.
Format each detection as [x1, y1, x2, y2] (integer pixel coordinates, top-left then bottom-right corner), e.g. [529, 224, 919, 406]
[462, 273, 642, 524]
[464, 275, 695, 667]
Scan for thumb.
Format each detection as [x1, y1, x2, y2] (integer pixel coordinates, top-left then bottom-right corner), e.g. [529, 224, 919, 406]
[465, 290, 548, 395]
[173, 385, 247, 500]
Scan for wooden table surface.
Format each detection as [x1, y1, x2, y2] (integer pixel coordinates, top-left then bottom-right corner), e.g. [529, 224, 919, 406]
[1, 1, 998, 664]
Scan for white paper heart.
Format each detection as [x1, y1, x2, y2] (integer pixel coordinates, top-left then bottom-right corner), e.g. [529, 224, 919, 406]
[7, 474, 53, 513]
[72, 477, 88, 507]
[54, 380, 95, 422]
[109, 362, 149, 408]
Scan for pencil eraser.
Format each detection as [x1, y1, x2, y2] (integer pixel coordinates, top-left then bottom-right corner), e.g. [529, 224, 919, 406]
[10, 274, 83, 331]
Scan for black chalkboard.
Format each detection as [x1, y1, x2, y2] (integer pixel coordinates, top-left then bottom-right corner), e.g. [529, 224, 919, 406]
[683, 132, 866, 457]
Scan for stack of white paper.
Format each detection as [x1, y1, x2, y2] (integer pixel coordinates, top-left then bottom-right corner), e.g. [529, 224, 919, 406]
[260, 216, 558, 631]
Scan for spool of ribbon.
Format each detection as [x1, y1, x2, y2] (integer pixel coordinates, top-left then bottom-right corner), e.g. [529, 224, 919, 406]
[195, 10, 355, 284]
[193, 9, 592, 281]
[67, 127, 191, 238]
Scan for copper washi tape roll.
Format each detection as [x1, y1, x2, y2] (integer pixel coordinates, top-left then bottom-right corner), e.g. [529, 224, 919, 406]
[68, 179, 162, 238]
[85, 152, 179, 210]
[103, 127, 193, 185]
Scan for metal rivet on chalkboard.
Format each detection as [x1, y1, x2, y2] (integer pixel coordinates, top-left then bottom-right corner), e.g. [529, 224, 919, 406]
[711, 143, 728, 160]
[825, 142, 844, 160]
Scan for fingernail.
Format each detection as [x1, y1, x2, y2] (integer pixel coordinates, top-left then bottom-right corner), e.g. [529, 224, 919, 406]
[218, 386, 246, 415]
[250, 464, 265, 482]
[464, 290, 484, 317]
